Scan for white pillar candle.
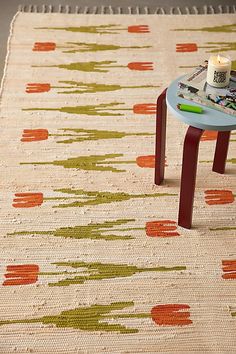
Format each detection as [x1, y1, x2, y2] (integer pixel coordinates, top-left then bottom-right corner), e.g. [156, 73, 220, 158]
[206, 54, 231, 88]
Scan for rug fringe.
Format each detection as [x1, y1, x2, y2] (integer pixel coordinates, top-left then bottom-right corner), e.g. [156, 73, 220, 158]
[17, 4, 236, 14]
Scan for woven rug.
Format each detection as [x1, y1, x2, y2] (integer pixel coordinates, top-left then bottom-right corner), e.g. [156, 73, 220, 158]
[0, 12, 235, 353]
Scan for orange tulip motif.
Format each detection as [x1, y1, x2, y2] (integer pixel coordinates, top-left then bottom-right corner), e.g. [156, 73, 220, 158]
[3, 264, 39, 286]
[222, 260, 236, 279]
[133, 103, 156, 114]
[136, 155, 167, 168]
[204, 190, 235, 205]
[128, 25, 150, 33]
[136, 155, 155, 168]
[26, 83, 51, 93]
[33, 42, 56, 51]
[201, 130, 218, 141]
[127, 62, 154, 71]
[151, 304, 192, 326]
[21, 129, 49, 142]
[12, 193, 44, 208]
[176, 43, 198, 52]
[145, 220, 180, 237]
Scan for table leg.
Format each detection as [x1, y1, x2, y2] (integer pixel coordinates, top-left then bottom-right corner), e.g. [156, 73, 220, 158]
[178, 126, 204, 229]
[155, 88, 167, 185]
[212, 131, 231, 174]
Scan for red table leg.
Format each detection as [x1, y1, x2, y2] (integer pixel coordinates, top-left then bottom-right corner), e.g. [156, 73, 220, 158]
[212, 131, 231, 174]
[178, 126, 204, 229]
[155, 88, 167, 185]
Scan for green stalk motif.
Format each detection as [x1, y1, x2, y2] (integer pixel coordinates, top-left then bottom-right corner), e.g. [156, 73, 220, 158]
[180, 60, 236, 70]
[173, 24, 236, 32]
[23, 102, 129, 116]
[210, 226, 236, 231]
[38, 261, 186, 287]
[32, 61, 126, 73]
[230, 132, 236, 142]
[52, 81, 158, 94]
[45, 189, 177, 208]
[8, 219, 138, 241]
[198, 42, 236, 53]
[50, 128, 154, 144]
[20, 154, 141, 173]
[57, 42, 150, 53]
[0, 302, 145, 333]
[200, 158, 236, 164]
[35, 25, 129, 34]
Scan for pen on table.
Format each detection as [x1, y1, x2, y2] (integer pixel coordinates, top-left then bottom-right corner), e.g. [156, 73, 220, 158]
[177, 103, 203, 114]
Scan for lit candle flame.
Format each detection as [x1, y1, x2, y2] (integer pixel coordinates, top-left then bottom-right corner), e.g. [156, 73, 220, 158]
[217, 54, 221, 64]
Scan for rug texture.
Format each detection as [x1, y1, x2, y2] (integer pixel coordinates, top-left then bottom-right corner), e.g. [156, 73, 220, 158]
[0, 12, 235, 353]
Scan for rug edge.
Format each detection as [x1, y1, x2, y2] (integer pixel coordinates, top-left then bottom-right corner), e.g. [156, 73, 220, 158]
[0, 12, 20, 107]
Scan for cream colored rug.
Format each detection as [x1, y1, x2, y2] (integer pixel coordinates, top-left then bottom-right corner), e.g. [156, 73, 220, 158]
[0, 12, 235, 353]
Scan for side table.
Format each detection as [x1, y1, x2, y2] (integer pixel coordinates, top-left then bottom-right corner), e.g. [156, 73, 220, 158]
[155, 76, 236, 229]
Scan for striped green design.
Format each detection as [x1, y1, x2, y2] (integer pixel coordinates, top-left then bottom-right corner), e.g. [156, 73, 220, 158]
[0, 302, 144, 333]
[53, 81, 158, 94]
[199, 42, 236, 53]
[51, 128, 154, 144]
[8, 219, 138, 241]
[23, 102, 129, 116]
[58, 42, 151, 53]
[230, 132, 236, 142]
[32, 61, 126, 72]
[210, 226, 236, 231]
[35, 25, 130, 34]
[21, 154, 143, 172]
[174, 24, 236, 32]
[45, 189, 177, 208]
[200, 158, 236, 164]
[180, 60, 236, 71]
[39, 261, 186, 287]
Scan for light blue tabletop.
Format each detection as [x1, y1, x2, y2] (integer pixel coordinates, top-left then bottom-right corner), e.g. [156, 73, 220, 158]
[166, 76, 236, 131]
